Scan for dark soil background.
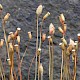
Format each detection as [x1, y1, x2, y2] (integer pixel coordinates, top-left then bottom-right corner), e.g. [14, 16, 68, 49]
[0, 0, 80, 80]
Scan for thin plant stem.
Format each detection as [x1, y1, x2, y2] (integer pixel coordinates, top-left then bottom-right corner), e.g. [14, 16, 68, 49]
[10, 67, 14, 80]
[0, 59, 6, 80]
[9, 48, 14, 80]
[11, 40, 18, 80]
[63, 47, 67, 80]
[20, 47, 28, 65]
[1, 72, 3, 80]
[60, 50, 63, 80]
[51, 35, 54, 80]
[38, 19, 43, 80]
[21, 39, 30, 66]
[35, 15, 39, 80]
[63, 47, 70, 80]
[13, 71, 18, 80]
[41, 72, 43, 80]
[49, 40, 51, 80]
[39, 19, 43, 48]
[38, 55, 40, 80]
[60, 34, 65, 80]
[2, 20, 9, 59]
[73, 51, 77, 80]
[28, 54, 36, 80]
[16, 45, 22, 80]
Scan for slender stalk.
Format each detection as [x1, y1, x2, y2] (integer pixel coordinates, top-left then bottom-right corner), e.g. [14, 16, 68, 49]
[35, 15, 39, 80]
[60, 50, 63, 80]
[39, 19, 43, 48]
[73, 51, 77, 80]
[28, 54, 36, 80]
[21, 39, 30, 66]
[20, 47, 28, 65]
[1, 72, 3, 80]
[60, 34, 64, 80]
[9, 44, 14, 80]
[9, 50, 14, 80]
[10, 67, 14, 80]
[2, 20, 9, 58]
[63, 47, 67, 80]
[49, 40, 51, 80]
[20, 39, 31, 67]
[74, 55, 77, 80]
[13, 71, 18, 80]
[63, 47, 70, 80]
[0, 59, 6, 80]
[41, 72, 43, 80]
[38, 19, 43, 80]
[11, 40, 18, 80]
[49, 35, 54, 80]
[17, 45, 22, 80]
[51, 35, 54, 80]
[2, 20, 10, 80]
[38, 54, 40, 80]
